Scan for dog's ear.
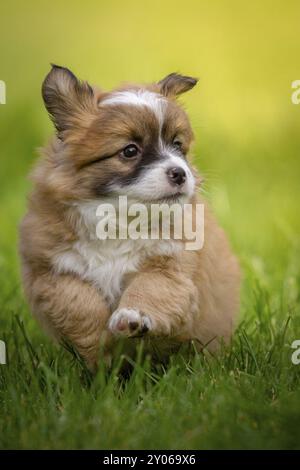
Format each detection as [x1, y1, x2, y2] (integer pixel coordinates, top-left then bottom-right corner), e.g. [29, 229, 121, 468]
[42, 64, 95, 135]
[158, 73, 198, 97]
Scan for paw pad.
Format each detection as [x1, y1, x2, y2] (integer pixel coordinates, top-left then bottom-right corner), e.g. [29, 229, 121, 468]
[108, 308, 152, 337]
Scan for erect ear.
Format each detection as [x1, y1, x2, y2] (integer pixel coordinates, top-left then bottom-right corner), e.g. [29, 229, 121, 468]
[158, 73, 198, 97]
[42, 64, 95, 135]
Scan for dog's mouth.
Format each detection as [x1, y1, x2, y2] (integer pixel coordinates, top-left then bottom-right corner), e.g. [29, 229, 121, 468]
[146, 192, 187, 204]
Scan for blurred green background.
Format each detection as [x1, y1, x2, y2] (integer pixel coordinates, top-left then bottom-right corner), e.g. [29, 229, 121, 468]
[1, 0, 300, 283]
[0, 0, 300, 449]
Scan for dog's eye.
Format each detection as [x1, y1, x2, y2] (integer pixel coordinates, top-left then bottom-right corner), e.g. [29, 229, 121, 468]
[173, 139, 183, 151]
[121, 144, 140, 159]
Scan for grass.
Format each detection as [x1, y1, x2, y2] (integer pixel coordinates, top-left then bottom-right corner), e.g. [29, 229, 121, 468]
[0, 281, 300, 449]
[0, 0, 300, 450]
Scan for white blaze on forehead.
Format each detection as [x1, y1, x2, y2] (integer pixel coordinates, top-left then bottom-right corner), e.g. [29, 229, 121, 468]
[100, 90, 167, 126]
[100, 90, 195, 201]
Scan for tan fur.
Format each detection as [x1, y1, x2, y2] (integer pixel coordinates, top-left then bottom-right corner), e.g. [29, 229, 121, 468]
[20, 67, 240, 370]
[119, 198, 240, 348]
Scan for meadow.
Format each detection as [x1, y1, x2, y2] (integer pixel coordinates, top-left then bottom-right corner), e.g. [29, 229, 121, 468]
[0, 0, 300, 449]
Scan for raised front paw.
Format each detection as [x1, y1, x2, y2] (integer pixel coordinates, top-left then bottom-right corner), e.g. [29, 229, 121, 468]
[108, 308, 152, 338]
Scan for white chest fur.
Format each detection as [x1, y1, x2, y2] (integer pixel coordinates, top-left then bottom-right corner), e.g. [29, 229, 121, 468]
[53, 201, 182, 307]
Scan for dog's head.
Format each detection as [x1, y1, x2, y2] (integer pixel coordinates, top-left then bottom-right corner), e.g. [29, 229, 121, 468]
[42, 65, 198, 203]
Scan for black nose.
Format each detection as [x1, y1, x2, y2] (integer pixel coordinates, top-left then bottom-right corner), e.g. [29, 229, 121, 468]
[166, 167, 186, 186]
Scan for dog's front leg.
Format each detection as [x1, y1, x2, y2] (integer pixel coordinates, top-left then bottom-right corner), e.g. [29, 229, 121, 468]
[109, 258, 198, 339]
[27, 273, 110, 371]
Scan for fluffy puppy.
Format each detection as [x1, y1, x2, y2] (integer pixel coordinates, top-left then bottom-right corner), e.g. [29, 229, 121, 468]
[19, 65, 240, 371]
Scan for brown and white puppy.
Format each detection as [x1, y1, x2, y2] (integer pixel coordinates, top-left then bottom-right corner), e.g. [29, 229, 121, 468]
[19, 65, 240, 371]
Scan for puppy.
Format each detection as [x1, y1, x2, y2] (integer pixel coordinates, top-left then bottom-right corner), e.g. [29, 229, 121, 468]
[19, 65, 240, 371]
